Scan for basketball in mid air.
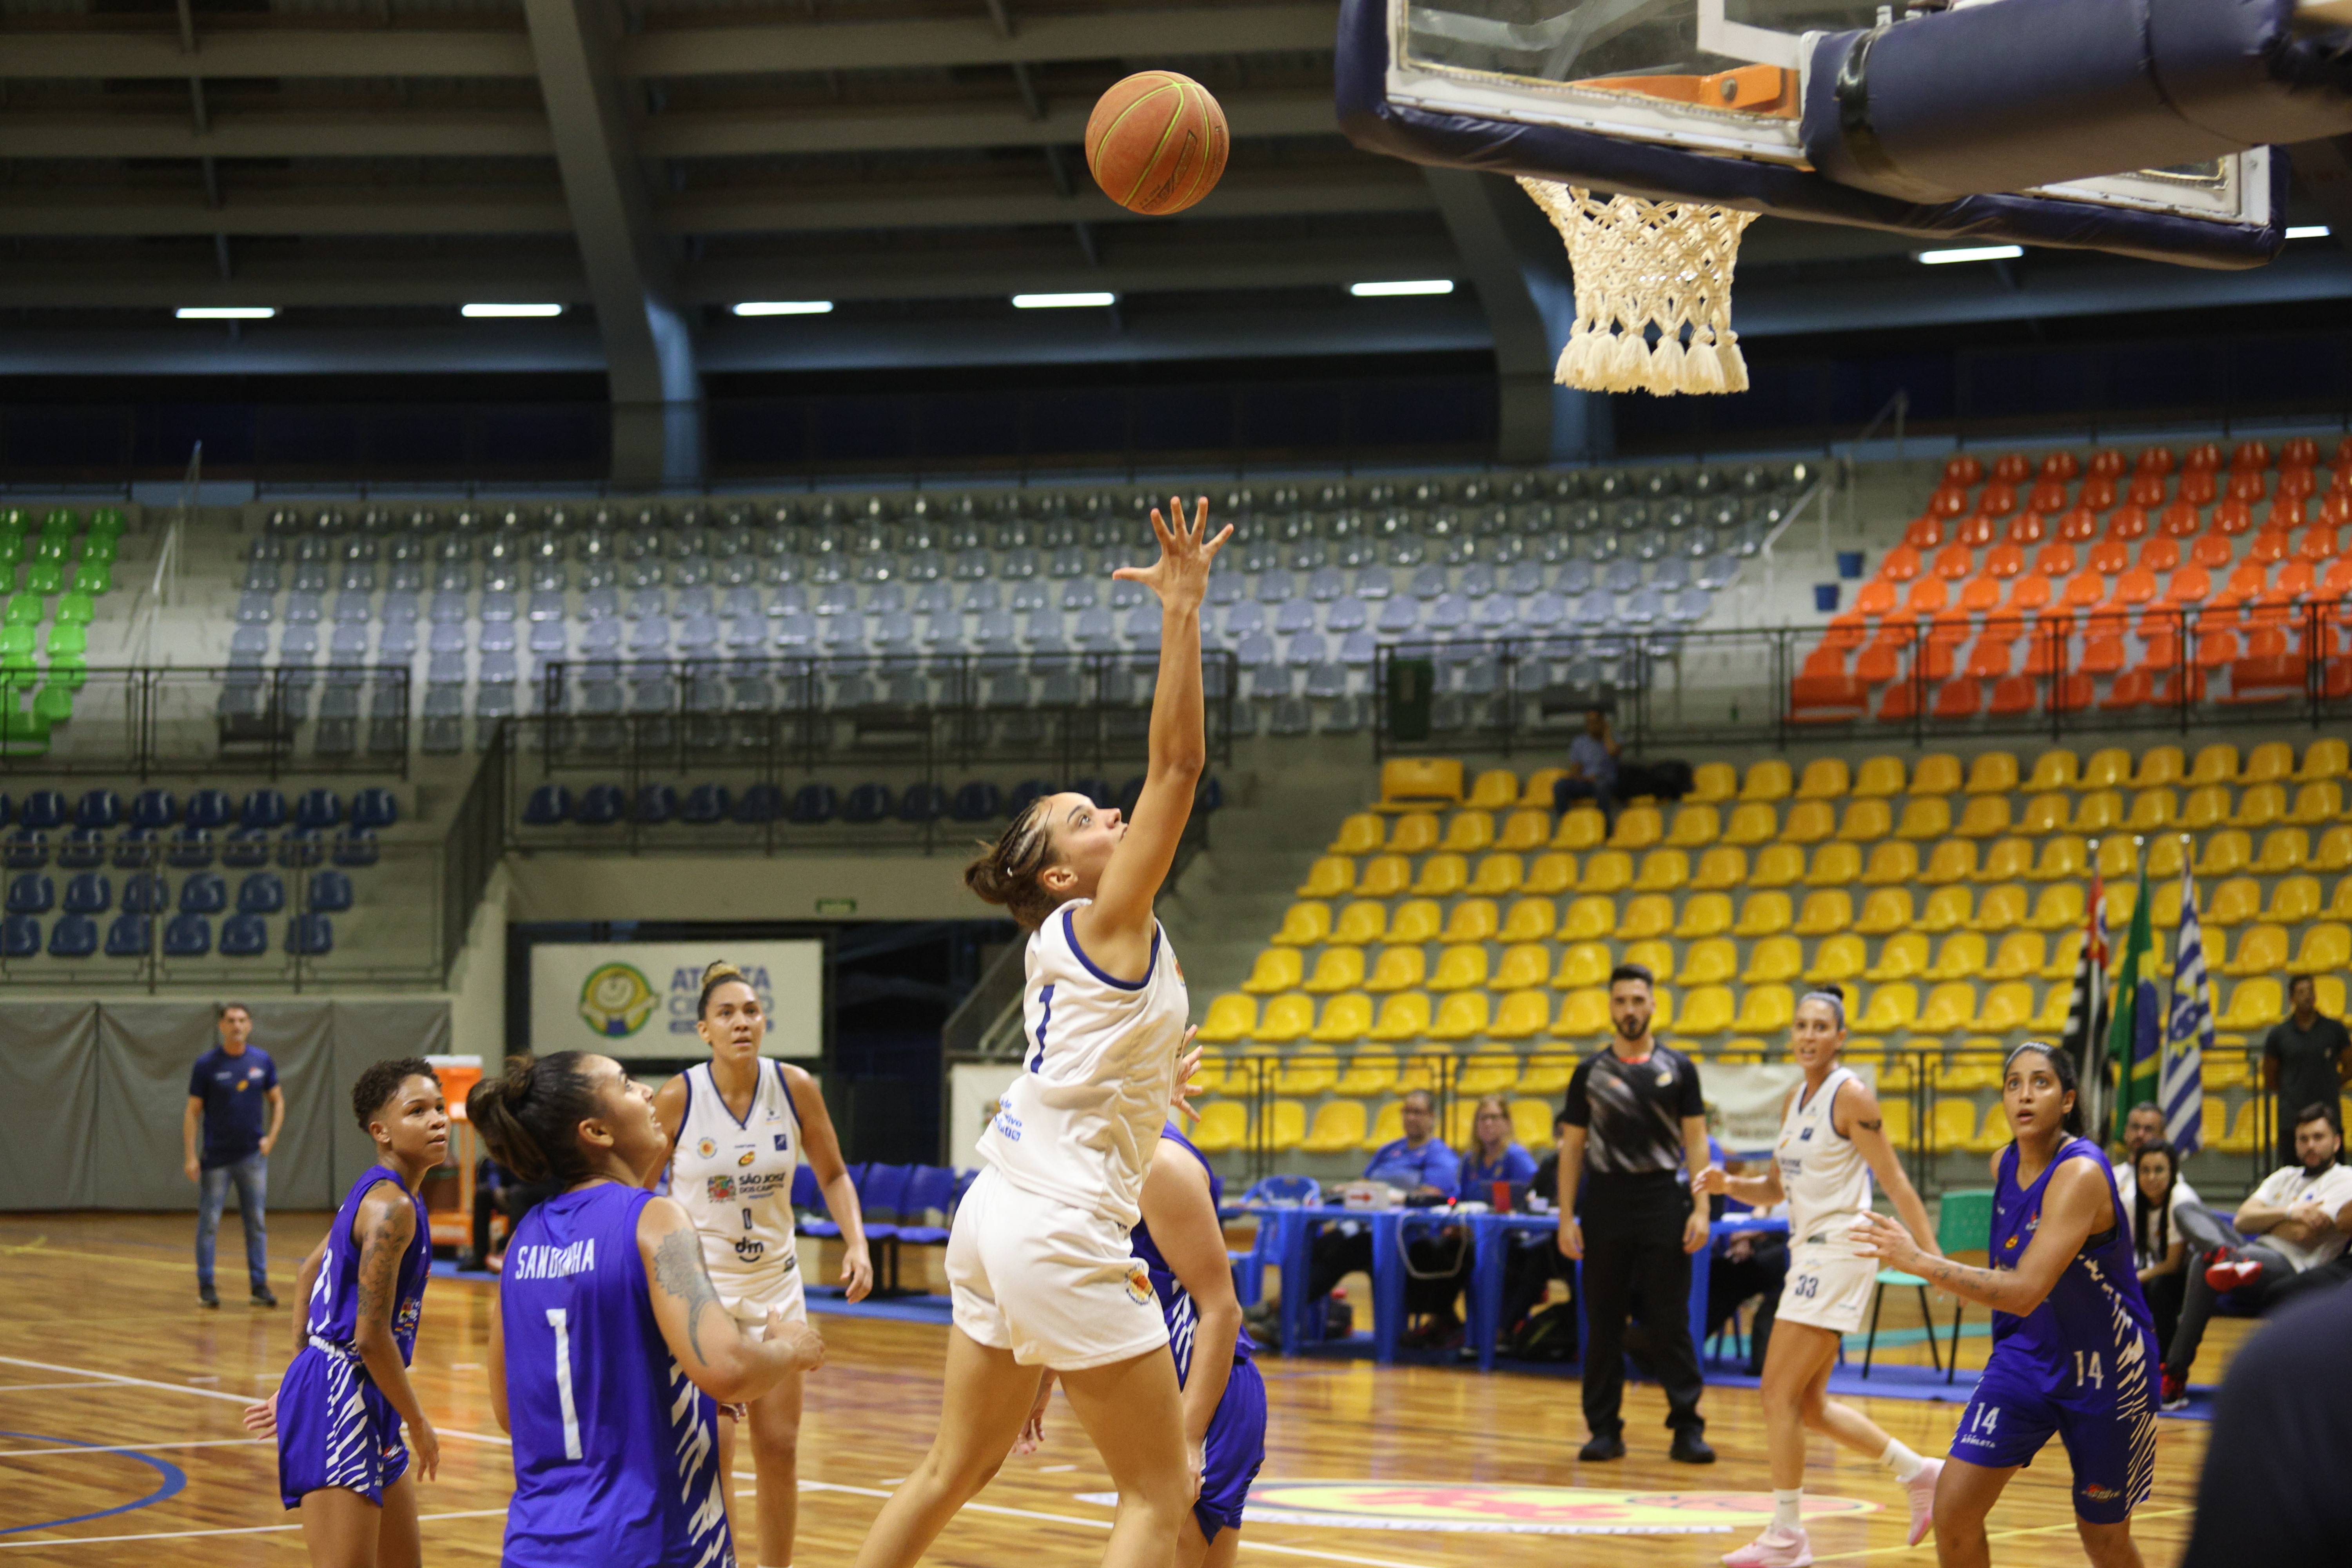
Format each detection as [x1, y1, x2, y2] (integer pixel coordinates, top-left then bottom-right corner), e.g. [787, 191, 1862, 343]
[1085, 71, 1230, 216]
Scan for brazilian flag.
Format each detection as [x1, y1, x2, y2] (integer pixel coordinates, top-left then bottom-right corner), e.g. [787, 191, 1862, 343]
[2108, 856, 2161, 1144]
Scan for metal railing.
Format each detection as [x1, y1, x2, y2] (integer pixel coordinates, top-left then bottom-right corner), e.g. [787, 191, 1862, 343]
[0, 665, 411, 780]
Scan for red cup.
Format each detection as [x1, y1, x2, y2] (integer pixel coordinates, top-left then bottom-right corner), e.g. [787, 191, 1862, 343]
[1492, 1181, 1512, 1211]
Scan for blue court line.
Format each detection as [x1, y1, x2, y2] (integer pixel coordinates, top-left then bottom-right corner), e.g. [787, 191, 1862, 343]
[0, 1430, 188, 1535]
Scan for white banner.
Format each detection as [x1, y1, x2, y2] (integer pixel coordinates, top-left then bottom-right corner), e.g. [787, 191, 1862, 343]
[529, 940, 826, 1060]
[1702, 1061, 1875, 1155]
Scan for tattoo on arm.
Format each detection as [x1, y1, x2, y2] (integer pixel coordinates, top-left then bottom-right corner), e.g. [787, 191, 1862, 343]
[1858, 1118, 1882, 1133]
[354, 1201, 406, 1332]
[652, 1226, 724, 1365]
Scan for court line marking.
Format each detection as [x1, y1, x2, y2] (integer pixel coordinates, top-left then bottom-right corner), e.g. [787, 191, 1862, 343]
[0, 1428, 185, 1536]
[0, 1439, 268, 1459]
[0, 1507, 510, 1550]
[0, 1357, 512, 1448]
[1807, 1504, 2194, 1561]
[0, 1384, 118, 1393]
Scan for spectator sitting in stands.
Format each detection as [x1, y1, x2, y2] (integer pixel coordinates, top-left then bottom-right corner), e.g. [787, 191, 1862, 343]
[2161, 1103, 2352, 1408]
[1301, 1089, 1460, 1340]
[1552, 708, 1622, 826]
[2129, 1140, 2190, 1353]
[2114, 1099, 2199, 1207]
[1403, 1096, 1539, 1349]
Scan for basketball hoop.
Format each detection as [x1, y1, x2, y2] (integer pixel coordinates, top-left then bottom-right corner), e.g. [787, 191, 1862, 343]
[1516, 180, 1755, 397]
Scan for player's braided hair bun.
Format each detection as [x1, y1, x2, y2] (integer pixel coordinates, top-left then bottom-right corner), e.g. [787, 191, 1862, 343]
[467, 1051, 599, 1185]
[965, 799, 1065, 929]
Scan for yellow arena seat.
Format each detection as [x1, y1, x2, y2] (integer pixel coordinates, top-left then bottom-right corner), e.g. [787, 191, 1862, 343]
[1918, 982, 1976, 1033]
[2033, 985, 2071, 1032]
[1868, 932, 1929, 980]
[1751, 844, 1805, 888]
[1897, 797, 1952, 840]
[1796, 757, 1851, 799]
[2204, 1054, 2249, 1089]
[1679, 985, 1737, 1034]
[2127, 788, 2178, 831]
[1521, 769, 1570, 809]
[2291, 784, 2346, 828]
[1682, 938, 1739, 984]
[1742, 759, 1794, 800]
[2221, 923, 2289, 977]
[1467, 853, 1525, 896]
[1855, 755, 1908, 797]
[2196, 829, 2252, 879]
[1467, 769, 1519, 810]
[2299, 738, 2350, 780]
[1733, 890, 1793, 936]
[1200, 994, 1256, 1042]
[1552, 809, 1607, 850]
[1920, 885, 1975, 933]
[1938, 1047, 2004, 1091]
[1691, 846, 1749, 890]
[2242, 741, 2294, 784]
[1333, 1046, 1397, 1093]
[1191, 1100, 1249, 1153]
[1272, 902, 1332, 946]
[1430, 944, 1490, 992]
[1305, 947, 1368, 994]
[1330, 813, 1384, 854]
[1857, 886, 1915, 935]
[1356, 855, 1411, 898]
[2145, 836, 2186, 880]
[1965, 751, 2020, 794]
[2188, 743, 2239, 786]
[2218, 978, 2283, 1031]
[1742, 936, 1803, 985]
[1496, 808, 1552, 851]
[1690, 762, 1739, 802]
[1332, 900, 1388, 946]
[1510, 1098, 1557, 1149]
[1412, 853, 1468, 898]
[1805, 842, 1862, 887]
[1366, 944, 1428, 991]
[1562, 895, 1617, 940]
[1500, 897, 1559, 942]
[1519, 1054, 1574, 1095]
[1254, 993, 1315, 1044]
[1838, 799, 1893, 842]
[1878, 1098, 1914, 1150]
[2252, 829, 2309, 875]
[1724, 802, 1779, 846]
[1956, 795, 2013, 838]
[1980, 837, 2035, 882]
[1525, 853, 1578, 894]
[1379, 758, 1464, 811]
[2107, 880, 2141, 929]
[2206, 877, 2261, 926]
[1441, 899, 1500, 943]
[2233, 784, 2286, 831]
[1441, 810, 1496, 854]
[1735, 985, 1795, 1032]
[1242, 949, 1305, 993]
[1879, 1049, 1918, 1093]
[1795, 889, 1853, 936]
[1359, 1100, 1403, 1151]
[1555, 988, 1610, 1036]
[1312, 993, 1374, 1043]
[2213, 1097, 2256, 1154]
[1622, 938, 1675, 981]
[2095, 836, 2137, 880]
[1780, 800, 1835, 844]
[1667, 805, 1722, 847]
[1302, 1100, 1370, 1153]
[1921, 838, 1978, 885]
[1299, 856, 1355, 898]
[2025, 749, 2080, 792]
[1581, 850, 1634, 894]
[1986, 931, 2047, 979]
[1369, 993, 1434, 1042]
[1931, 1099, 1982, 1152]
[2131, 745, 2184, 788]
[1971, 884, 2027, 932]
[1975, 982, 2034, 1031]
[1805, 934, 1867, 984]
[1389, 812, 1443, 854]
[2082, 747, 2132, 789]
[1492, 990, 1550, 1040]
[1457, 1052, 1518, 1095]
[2326, 976, 2349, 1018]
[1964, 1103, 2013, 1154]
[2072, 791, 2122, 834]
[2331, 876, 2352, 920]
[2033, 837, 2089, 881]
[1494, 943, 1552, 991]
[1431, 991, 1491, 1040]
[1860, 983, 1920, 1032]
[1674, 891, 1735, 937]
[1634, 849, 1691, 892]
[1611, 807, 1664, 850]
[1554, 941, 1612, 989]
[2292, 921, 2352, 973]
[2181, 786, 2231, 832]
[1649, 987, 1680, 1033]
[1925, 932, 1987, 981]
[1276, 1054, 1340, 1095]
[2027, 883, 2085, 932]
[2019, 794, 2068, 835]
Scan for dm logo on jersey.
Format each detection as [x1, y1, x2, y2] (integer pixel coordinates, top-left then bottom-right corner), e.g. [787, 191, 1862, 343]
[579, 962, 660, 1038]
[707, 1175, 736, 1202]
[733, 1236, 766, 1263]
[1080, 1482, 1880, 1535]
[697, 1138, 718, 1159]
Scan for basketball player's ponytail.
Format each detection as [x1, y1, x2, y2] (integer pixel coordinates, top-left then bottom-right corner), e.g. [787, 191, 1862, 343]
[697, 960, 749, 1019]
[468, 1052, 601, 1185]
[965, 800, 1065, 929]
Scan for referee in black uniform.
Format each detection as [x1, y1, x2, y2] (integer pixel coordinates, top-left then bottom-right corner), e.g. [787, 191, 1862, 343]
[1557, 961, 1717, 1464]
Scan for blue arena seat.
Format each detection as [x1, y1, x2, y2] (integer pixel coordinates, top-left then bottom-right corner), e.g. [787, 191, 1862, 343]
[185, 789, 234, 831]
[949, 781, 1001, 822]
[47, 913, 96, 958]
[1006, 778, 1052, 818]
[523, 783, 572, 826]
[221, 827, 271, 869]
[333, 828, 379, 867]
[113, 827, 159, 869]
[74, 789, 120, 830]
[294, 788, 343, 831]
[897, 783, 947, 824]
[241, 788, 287, 831]
[167, 826, 214, 869]
[787, 783, 837, 825]
[220, 913, 269, 957]
[238, 871, 285, 915]
[350, 788, 399, 830]
[842, 782, 894, 824]
[163, 913, 211, 957]
[574, 783, 624, 827]
[7, 874, 54, 914]
[106, 912, 152, 958]
[680, 783, 730, 825]
[633, 782, 678, 825]
[6, 829, 49, 870]
[2, 914, 40, 958]
[179, 872, 227, 915]
[56, 828, 106, 870]
[277, 828, 324, 869]
[122, 872, 168, 915]
[307, 869, 353, 912]
[62, 871, 109, 915]
[732, 783, 783, 825]
[288, 913, 334, 956]
[19, 790, 67, 831]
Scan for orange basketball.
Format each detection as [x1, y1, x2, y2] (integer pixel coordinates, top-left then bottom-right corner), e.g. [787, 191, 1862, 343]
[1085, 71, 1229, 217]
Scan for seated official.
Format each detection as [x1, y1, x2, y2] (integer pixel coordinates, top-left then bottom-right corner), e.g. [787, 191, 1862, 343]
[1403, 1096, 1539, 1348]
[2162, 1103, 2352, 1407]
[1302, 1090, 1462, 1333]
[2114, 1099, 2200, 1207]
[2128, 1139, 2190, 1351]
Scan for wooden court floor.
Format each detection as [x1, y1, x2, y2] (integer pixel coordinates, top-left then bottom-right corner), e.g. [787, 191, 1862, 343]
[0, 1213, 2223, 1567]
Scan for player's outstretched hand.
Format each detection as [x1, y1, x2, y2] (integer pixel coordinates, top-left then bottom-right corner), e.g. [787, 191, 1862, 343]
[1557, 1215, 1584, 1260]
[771, 1311, 826, 1371]
[1171, 1026, 1205, 1125]
[407, 1415, 440, 1482]
[841, 1239, 875, 1305]
[1695, 1166, 1728, 1197]
[240, 1389, 278, 1437]
[1185, 1438, 1206, 1504]
[1681, 1205, 1711, 1255]
[1112, 497, 1229, 614]
[1850, 1211, 1921, 1270]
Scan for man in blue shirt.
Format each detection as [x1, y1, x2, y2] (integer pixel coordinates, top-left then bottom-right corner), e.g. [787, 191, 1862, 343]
[1299, 1091, 1460, 1334]
[181, 1002, 283, 1308]
[1552, 708, 1622, 826]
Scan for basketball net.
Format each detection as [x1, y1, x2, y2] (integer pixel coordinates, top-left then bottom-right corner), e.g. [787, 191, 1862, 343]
[1516, 180, 1755, 397]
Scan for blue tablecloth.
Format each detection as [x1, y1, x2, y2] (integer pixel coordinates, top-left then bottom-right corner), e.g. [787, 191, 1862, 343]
[1248, 1204, 1788, 1371]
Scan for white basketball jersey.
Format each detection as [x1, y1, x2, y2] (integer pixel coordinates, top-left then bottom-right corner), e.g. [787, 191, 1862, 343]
[1775, 1065, 1873, 1250]
[982, 899, 1190, 1230]
[670, 1059, 802, 1284]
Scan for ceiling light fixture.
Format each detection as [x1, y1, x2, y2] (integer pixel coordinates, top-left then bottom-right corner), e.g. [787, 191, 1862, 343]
[2287, 225, 2332, 240]
[1012, 291, 1116, 309]
[461, 303, 564, 318]
[175, 306, 276, 320]
[1350, 279, 1455, 297]
[733, 300, 834, 316]
[1914, 244, 2024, 265]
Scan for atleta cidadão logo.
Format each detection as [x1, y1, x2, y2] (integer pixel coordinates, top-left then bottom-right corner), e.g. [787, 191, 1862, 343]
[580, 962, 660, 1037]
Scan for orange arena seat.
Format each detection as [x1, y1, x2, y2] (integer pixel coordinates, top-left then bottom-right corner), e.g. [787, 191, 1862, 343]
[2138, 536, 2181, 573]
[2057, 507, 2100, 542]
[2034, 542, 2078, 577]
[1956, 515, 1997, 548]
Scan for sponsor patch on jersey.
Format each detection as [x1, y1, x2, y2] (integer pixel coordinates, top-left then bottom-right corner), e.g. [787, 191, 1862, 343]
[732, 1236, 766, 1263]
[1655, 1069, 1673, 1087]
[2081, 1485, 2120, 1502]
[774, 1133, 789, 1151]
[1123, 1263, 1153, 1306]
[394, 1298, 421, 1336]
[707, 1174, 736, 1202]
[736, 1148, 757, 1167]
[697, 1137, 717, 1158]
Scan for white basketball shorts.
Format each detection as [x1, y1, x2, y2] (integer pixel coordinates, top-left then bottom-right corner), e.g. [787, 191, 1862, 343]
[1776, 1240, 1879, 1336]
[947, 1165, 1167, 1370]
